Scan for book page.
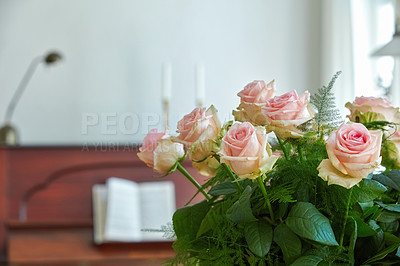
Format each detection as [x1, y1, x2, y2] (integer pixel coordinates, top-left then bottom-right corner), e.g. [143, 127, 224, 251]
[138, 181, 176, 241]
[92, 184, 108, 244]
[103, 177, 142, 242]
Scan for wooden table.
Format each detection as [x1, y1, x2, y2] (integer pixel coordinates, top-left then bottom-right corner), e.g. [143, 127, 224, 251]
[8, 225, 174, 265]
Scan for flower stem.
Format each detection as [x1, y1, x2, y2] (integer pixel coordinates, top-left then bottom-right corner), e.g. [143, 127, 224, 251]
[298, 145, 305, 163]
[339, 187, 353, 247]
[257, 176, 275, 223]
[177, 163, 211, 201]
[221, 163, 243, 193]
[262, 216, 275, 226]
[277, 136, 289, 160]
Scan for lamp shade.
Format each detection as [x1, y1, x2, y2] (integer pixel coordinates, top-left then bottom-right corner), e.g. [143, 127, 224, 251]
[371, 35, 400, 57]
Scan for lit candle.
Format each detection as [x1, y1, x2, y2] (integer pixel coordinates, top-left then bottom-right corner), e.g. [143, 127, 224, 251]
[195, 63, 205, 107]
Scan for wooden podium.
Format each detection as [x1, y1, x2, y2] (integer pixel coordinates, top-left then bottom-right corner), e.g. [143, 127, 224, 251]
[0, 146, 205, 265]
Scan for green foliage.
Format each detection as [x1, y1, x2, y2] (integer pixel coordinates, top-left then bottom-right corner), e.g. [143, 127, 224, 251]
[291, 254, 324, 266]
[273, 224, 302, 264]
[373, 170, 400, 191]
[286, 202, 339, 246]
[363, 120, 397, 132]
[244, 220, 273, 257]
[310, 71, 343, 137]
[200, 164, 232, 193]
[208, 180, 238, 197]
[347, 217, 357, 264]
[172, 200, 210, 242]
[265, 183, 296, 204]
[226, 186, 257, 223]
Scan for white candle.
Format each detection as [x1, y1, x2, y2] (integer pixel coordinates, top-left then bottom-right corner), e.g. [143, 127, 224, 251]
[162, 62, 172, 103]
[162, 62, 171, 131]
[195, 63, 205, 107]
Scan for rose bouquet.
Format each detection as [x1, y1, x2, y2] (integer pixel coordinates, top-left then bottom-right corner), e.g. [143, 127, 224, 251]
[138, 72, 400, 265]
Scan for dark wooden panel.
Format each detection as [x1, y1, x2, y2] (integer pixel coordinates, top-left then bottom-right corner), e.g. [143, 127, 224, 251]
[0, 146, 209, 264]
[0, 149, 8, 260]
[5, 146, 206, 221]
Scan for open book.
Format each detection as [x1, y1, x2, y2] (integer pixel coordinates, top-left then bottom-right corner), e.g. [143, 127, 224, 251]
[92, 177, 176, 244]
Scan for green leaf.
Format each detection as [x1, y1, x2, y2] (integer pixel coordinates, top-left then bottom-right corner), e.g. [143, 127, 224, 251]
[244, 220, 273, 257]
[372, 171, 400, 191]
[376, 202, 400, 213]
[226, 186, 257, 223]
[363, 205, 381, 219]
[286, 202, 339, 246]
[208, 180, 238, 196]
[347, 217, 357, 265]
[290, 255, 324, 266]
[173, 200, 210, 241]
[384, 232, 400, 246]
[369, 220, 385, 250]
[376, 210, 400, 223]
[349, 214, 377, 237]
[363, 242, 400, 264]
[196, 207, 220, 238]
[273, 224, 302, 264]
[380, 221, 399, 233]
[355, 179, 387, 202]
[278, 202, 289, 221]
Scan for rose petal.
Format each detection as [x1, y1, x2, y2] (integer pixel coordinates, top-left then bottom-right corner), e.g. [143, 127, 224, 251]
[318, 159, 363, 189]
[342, 157, 382, 179]
[153, 139, 185, 175]
[220, 155, 259, 176]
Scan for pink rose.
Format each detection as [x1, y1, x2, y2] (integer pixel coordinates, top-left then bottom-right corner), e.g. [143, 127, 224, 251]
[233, 80, 276, 126]
[137, 129, 165, 168]
[345, 96, 400, 124]
[238, 80, 276, 104]
[261, 90, 315, 139]
[188, 106, 222, 176]
[177, 106, 220, 146]
[318, 123, 383, 188]
[138, 130, 185, 175]
[219, 122, 278, 179]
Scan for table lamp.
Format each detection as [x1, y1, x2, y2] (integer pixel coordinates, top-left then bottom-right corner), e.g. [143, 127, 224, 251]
[0, 51, 62, 146]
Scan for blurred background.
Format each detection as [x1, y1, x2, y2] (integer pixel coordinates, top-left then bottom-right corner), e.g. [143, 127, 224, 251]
[0, 0, 397, 145]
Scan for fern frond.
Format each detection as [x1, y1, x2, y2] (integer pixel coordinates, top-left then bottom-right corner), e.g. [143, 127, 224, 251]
[268, 182, 297, 203]
[311, 71, 343, 137]
[141, 222, 176, 240]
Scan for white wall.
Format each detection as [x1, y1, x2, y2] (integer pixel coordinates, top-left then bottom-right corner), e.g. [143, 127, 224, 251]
[0, 0, 322, 145]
